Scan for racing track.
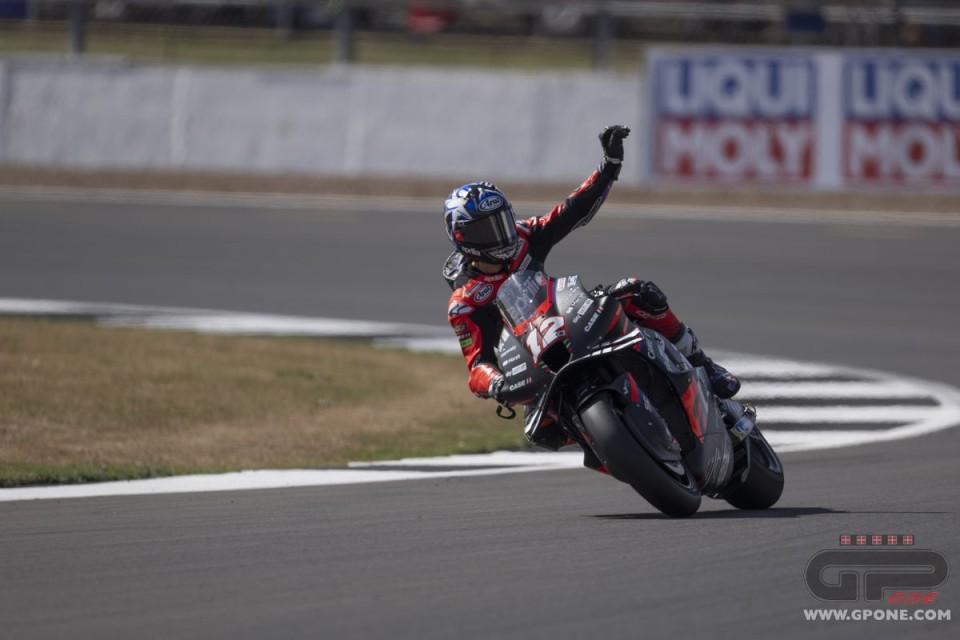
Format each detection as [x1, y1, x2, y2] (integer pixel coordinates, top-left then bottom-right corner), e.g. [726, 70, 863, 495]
[0, 189, 958, 639]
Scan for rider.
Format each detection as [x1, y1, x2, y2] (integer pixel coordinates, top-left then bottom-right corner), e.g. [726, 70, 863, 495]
[442, 125, 740, 410]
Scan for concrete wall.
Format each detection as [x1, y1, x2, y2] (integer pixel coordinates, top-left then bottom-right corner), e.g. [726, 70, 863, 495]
[0, 57, 644, 185]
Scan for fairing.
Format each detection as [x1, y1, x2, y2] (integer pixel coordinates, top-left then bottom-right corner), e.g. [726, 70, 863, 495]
[493, 269, 736, 494]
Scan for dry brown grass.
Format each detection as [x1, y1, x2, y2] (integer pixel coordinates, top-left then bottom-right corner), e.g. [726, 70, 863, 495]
[0, 317, 526, 486]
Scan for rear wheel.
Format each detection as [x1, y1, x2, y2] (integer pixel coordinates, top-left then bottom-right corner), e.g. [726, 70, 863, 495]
[579, 393, 701, 517]
[725, 427, 784, 510]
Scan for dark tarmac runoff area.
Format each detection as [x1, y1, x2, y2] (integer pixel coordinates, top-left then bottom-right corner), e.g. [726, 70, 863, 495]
[0, 189, 957, 640]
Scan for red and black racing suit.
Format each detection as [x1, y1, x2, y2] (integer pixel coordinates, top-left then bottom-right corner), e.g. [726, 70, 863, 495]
[444, 166, 686, 399]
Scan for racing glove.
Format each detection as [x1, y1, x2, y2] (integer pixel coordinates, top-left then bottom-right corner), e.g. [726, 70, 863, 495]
[599, 124, 630, 164]
[599, 124, 630, 180]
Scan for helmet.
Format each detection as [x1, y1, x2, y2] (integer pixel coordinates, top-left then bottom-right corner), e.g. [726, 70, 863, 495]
[443, 182, 519, 264]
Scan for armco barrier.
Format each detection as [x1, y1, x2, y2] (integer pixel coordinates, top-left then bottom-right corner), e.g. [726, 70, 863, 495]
[0, 58, 642, 185]
[645, 46, 960, 190]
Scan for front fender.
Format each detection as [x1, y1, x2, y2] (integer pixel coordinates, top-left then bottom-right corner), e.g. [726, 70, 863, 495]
[523, 329, 647, 443]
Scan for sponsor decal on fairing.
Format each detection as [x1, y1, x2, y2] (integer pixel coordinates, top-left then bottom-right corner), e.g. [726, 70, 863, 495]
[583, 308, 602, 332]
[507, 377, 534, 392]
[508, 363, 528, 376]
[501, 352, 523, 366]
[571, 298, 595, 324]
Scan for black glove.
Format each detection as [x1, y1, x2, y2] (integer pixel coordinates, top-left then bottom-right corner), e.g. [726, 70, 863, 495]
[599, 125, 631, 164]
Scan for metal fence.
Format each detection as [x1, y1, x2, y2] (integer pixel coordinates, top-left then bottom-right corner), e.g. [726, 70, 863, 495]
[1, 1, 958, 69]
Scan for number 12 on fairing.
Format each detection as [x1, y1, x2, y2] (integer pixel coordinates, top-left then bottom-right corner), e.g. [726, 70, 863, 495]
[525, 316, 566, 363]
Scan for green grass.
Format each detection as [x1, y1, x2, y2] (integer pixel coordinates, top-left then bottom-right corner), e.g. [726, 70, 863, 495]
[0, 317, 530, 487]
[0, 21, 646, 71]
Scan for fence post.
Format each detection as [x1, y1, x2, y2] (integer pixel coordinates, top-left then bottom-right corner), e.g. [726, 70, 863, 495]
[276, 2, 295, 39]
[335, 4, 356, 64]
[892, 0, 903, 45]
[68, 0, 88, 56]
[0, 60, 8, 163]
[594, 3, 613, 70]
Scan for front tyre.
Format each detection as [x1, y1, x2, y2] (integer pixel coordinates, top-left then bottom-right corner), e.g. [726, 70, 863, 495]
[579, 393, 701, 517]
[725, 427, 784, 510]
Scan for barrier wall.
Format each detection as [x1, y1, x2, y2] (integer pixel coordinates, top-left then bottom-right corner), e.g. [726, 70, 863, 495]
[0, 58, 643, 185]
[646, 46, 960, 190]
[4, 51, 958, 191]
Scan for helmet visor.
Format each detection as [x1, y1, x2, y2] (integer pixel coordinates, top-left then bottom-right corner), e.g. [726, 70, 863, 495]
[458, 208, 517, 249]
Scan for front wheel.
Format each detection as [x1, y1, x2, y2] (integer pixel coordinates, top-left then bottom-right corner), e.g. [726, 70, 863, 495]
[579, 393, 701, 517]
[725, 427, 784, 510]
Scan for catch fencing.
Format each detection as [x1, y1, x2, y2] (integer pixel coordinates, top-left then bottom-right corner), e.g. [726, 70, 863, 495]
[3, 1, 960, 68]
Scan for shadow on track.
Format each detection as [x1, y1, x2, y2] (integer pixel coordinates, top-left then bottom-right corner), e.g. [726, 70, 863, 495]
[590, 507, 953, 520]
[589, 507, 841, 520]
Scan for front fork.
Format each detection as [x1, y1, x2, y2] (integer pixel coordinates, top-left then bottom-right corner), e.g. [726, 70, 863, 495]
[710, 400, 758, 498]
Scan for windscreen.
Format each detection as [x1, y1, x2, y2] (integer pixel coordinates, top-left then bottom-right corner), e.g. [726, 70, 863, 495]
[495, 270, 551, 330]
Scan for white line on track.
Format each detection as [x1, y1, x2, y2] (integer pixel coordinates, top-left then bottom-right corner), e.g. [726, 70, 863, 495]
[0, 298, 441, 338]
[738, 381, 929, 400]
[2, 297, 959, 502]
[759, 405, 942, 423]
[710, 357, 848, 378]
[0, 454, 584, 503]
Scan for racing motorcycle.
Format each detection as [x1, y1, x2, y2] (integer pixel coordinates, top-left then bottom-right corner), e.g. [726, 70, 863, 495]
[494, 269, 784, 517]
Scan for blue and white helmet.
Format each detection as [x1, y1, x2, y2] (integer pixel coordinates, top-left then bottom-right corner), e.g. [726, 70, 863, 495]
[443, 182, 518, 265]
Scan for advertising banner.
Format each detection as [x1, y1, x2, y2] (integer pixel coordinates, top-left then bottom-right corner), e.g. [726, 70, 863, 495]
[648, 49, 817, 184]
[646, 47, 960, 191]
[843, 54, 960, 185]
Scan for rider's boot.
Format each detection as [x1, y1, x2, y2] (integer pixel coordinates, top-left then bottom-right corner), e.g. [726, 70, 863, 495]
[672, 325, 741, 399]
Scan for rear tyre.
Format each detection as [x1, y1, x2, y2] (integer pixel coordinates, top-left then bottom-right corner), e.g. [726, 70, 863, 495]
[580, 393, 701, 517]
[725, 428, 784, 510]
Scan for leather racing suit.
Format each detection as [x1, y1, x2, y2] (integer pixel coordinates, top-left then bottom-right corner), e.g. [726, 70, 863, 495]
[443, 165, 688, 400]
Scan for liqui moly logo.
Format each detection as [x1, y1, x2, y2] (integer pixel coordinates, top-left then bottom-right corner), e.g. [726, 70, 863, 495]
[651, 53, 816, 182]
[844, 56, 960, 184]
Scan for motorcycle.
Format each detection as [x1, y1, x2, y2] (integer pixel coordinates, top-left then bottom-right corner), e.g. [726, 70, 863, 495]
[494, 269, 784, 517]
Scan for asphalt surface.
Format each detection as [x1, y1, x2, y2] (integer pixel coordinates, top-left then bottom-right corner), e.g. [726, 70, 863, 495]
[1, 192, 958, 639]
